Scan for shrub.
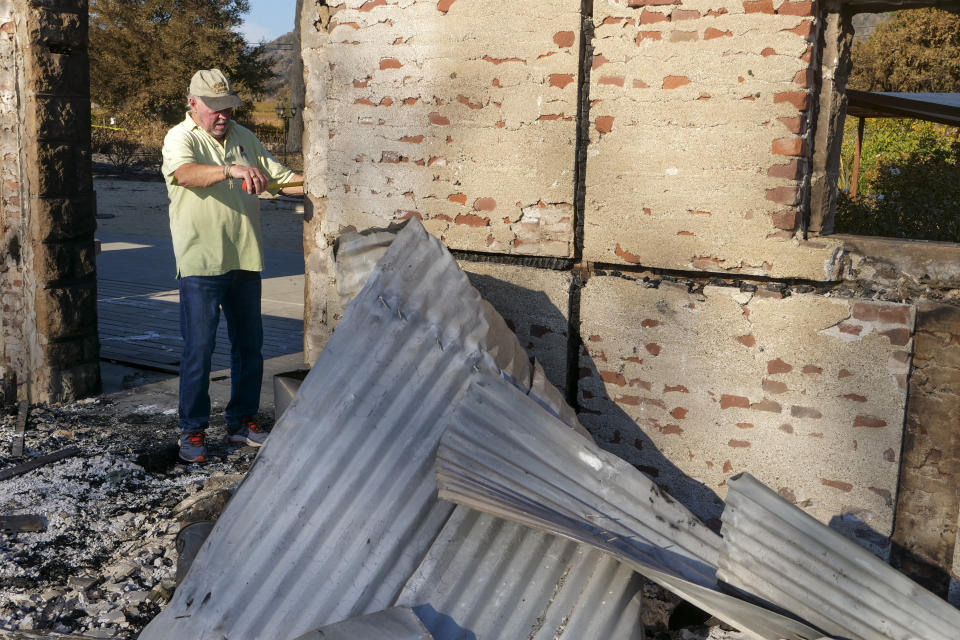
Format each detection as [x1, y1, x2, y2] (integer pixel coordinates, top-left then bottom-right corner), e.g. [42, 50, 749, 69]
[836, 117, 960, 242]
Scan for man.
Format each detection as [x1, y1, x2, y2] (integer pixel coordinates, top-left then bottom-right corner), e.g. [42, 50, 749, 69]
[161, 68, 303, 463]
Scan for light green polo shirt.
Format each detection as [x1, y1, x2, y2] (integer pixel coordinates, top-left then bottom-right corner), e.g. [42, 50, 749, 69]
[161, 113, 296, 277]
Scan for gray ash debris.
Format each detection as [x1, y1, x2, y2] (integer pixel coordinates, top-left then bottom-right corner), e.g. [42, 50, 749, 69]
[0, 397, 259, 638]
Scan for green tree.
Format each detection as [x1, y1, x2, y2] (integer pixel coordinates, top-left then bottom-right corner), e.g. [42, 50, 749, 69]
[89, 0, 272, 123]
[848, 8, 960, 92]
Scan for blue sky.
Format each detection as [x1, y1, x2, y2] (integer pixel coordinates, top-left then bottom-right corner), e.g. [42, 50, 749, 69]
[238, 0, 300, 43]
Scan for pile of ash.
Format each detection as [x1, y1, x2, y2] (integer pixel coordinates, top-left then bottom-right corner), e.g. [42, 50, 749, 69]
[0, 398, 258, 639]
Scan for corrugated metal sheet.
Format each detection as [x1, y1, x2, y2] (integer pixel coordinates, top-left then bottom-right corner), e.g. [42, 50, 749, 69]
[140, 218, 634, 639]
[396, 507, 645, 639]
[292, 607, 434, 640]
[436, 376, 825, 640]
[719, 472, 960, 640]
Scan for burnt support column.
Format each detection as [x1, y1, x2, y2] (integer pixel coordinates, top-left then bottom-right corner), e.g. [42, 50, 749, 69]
[1, 0, 99, 403]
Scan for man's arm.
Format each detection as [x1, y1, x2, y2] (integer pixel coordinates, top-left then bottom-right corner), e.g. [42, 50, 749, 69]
[173, 163, 270, 195]
[279, 174, 304, 196]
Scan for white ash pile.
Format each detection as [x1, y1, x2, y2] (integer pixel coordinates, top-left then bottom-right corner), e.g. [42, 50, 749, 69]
[0, 397, 258, 639]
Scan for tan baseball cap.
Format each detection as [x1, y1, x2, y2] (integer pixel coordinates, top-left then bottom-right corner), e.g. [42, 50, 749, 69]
[188, 68, 243, 111]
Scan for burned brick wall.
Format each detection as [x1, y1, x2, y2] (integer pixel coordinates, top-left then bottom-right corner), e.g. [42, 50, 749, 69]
[300, 0, 960, 599]
[0, 0, 99, 403]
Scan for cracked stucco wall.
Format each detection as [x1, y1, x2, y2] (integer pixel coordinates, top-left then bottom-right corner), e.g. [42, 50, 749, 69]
[578, 275, 911, 546]
[301, 0, 960, 579]
[583, 0, 843, 280]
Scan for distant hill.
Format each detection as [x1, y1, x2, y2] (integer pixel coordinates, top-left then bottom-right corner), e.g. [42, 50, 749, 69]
[259, 31, 298, 99]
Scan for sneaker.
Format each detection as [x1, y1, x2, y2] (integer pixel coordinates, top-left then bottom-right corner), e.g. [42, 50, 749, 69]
[179, 431, 208, 463]
[227, 417, 269, 447]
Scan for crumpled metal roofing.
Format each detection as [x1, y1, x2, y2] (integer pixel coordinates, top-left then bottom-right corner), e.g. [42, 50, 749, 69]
[719, 472, 960, 640]
[140, 218, 639, 639]
[436, 375, 826, 640]
[396, 507, 645, 640]
[291, 607, 434, 640]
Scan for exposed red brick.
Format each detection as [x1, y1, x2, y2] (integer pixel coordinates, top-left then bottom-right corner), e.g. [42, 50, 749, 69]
[395, 210, 422, 221]
[380, 57, 402, 70]
[399, 135, 424, 143]
[791, 405, 822, 419]
[769, 359, 793, 376]
[599, 76, 625, 87]
[761, 47, 777, 57]
[433, 213, 452, 222]
[691, 209, 712, 216]
[359, 0, 386, 11]
[721, 394, 750, 410]
[751, 399, 782, 412]
[768, 210, 798, 231]
[843, 393, 867, 402]
[778, 0, 813, 14]
[454, 213, 489, 227]
[537, 113, 573, 121]
[600, 370, 628, 386]
[671, 407, 688, 419]
[766, 186, 799, 205]
[403, 97, 418, 105]
[381, 151, 402, 163]
[553, 31, 576, 47]
[640, 9, 669, 23]
[779, 423, 794, 433]
[379, 97, 394, 106]
[457, 95, 482, 110]
[704, 27, 733, 39]
[723, 460, 734, 473]
[592, 54, 610, 68]
[670, 30, 698, 42]
[595, 116, 615, 133]
[774, 90, 809, 111]
[768, 159, 802, 179]
[821, 478, 853, 492]
[729, 440, 751, 448]
[623, 356, 643, 364]
[437, 0, 457, 12]
[588, 335, 602, 342]
[663, 75, 691, 89]
[736, 422, 754, 429]
[736, 334, 756, 347]
[617, 395, 667, 409]
[665, 384, 689, 393]
[673, 9, 701, 20]
[801, 44, 813, 62]
[880, 328, 910, 346]
[793, 68, 813, 87]
[601, 16, 623, 25]
[645, 343, 661, 356]
[615, 244, 642, 263]
[482, 55, 525, 65]
[762, 379, 788, 394]
[355, 98, 376, 106]
[473, 197, 496, 211]
[447, 193, 467, 204]
[706, 8, 728, 16]
[838, 323, 863, 336]
[782, 20, 814, 39]
[854, 415, 887, 428]
[550, 73, 575, 88]
[628, 0, 674, 5]
[636, 31, 663, 42]
[838, 368, 853, 378]
[633, 78, 651, 88]
[428, 112, 450, 125]
[353, 78, 370, 88]
[661, 424, 684, 435]
[772, 136, 808, 156]
[629, 378, 652, 390]
[798, 365, 820, 375]
[743, 0, 774, 12]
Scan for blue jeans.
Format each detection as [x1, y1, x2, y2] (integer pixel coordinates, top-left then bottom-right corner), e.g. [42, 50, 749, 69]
[178, 270, 263, 433]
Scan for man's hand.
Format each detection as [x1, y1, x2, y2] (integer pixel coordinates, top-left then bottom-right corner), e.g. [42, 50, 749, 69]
[228, 164, 269, 195]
